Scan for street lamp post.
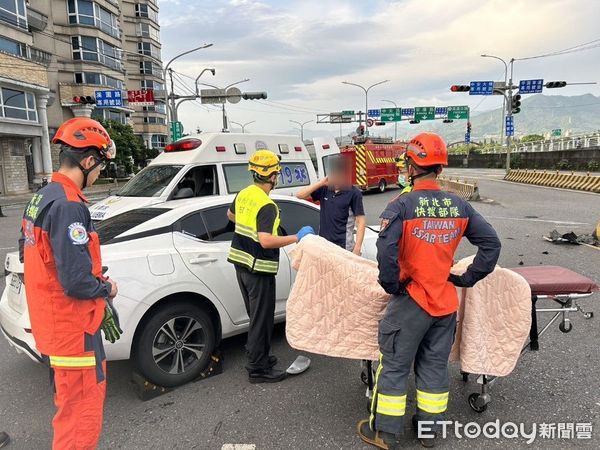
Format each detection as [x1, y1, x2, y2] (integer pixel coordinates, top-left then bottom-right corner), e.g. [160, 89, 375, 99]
[198, 79, 250, 132]
[164, 43, 213, 142]
[171, 68, 216, 121]
[289, 120, 313, 142]
[342, 80, 389, 137]
[381, 99, 398, 141]
[481, 54, 508, 152]
[230, 120, 256, 133]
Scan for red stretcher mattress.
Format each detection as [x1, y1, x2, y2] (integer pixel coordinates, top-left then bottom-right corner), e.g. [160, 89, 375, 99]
[510, 266, 599, 296]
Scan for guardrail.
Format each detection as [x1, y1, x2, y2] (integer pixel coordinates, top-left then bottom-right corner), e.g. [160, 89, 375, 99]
[505, 169, 600, 193]
[438, 177, 480, 201]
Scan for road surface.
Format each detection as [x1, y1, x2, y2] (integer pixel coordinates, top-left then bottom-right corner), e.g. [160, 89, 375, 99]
[0, 170, 598, 449]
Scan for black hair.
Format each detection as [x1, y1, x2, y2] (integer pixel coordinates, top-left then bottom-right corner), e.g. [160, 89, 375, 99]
[252, 171, 276, 184]
[58, 145, 102, 168]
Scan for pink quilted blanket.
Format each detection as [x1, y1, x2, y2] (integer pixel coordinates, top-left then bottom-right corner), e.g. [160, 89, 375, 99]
[286, 237, 532, 377]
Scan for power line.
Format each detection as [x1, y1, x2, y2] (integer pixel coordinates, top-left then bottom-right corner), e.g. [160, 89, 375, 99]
[516, 37, 600, 61]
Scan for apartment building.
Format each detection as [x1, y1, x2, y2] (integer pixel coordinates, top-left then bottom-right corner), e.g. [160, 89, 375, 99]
[0, 0, 167, 195]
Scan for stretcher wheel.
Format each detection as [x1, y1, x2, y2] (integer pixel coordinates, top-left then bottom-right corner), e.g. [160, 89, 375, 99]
[584, 312, 594, 319]
[468, 393, 487, 413]
[559, 321, 572, 333]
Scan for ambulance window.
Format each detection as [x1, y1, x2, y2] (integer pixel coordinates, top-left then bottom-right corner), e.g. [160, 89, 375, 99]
[278, 144, 289, 154]
[234, 143, 246, 154]
[202, 206, 235, 241]
[178, 212, 209, 240]
[117, 165, 182, 197]
[173, 165, 218, 198]
[276, 201, 320, 236]
[223, 163, 252, 193]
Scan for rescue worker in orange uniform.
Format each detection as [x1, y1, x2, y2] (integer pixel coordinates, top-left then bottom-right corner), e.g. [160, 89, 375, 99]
[358, 133, 501, 448]
[19, 118, 121, 449]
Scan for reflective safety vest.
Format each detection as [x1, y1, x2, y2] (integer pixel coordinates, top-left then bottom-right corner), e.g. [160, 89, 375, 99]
[228, 184, 281, 274]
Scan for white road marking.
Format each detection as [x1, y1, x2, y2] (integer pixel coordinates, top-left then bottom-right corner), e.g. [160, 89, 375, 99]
[0, 247, 16, 251]
[221, 445, 256, 450]
[487, 216, 589, 226]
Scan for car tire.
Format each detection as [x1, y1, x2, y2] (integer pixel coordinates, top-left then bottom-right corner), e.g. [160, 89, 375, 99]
[133, 302, 216, 388]
[378, 180, 387, 193]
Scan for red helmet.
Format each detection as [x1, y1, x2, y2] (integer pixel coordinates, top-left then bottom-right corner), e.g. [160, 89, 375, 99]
[52, 118, 116, 160]
[406, 132, 448, 167]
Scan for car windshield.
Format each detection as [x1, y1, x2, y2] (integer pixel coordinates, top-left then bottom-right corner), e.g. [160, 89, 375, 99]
[116, 165, 183, 197]
[95, 208, 171, 244]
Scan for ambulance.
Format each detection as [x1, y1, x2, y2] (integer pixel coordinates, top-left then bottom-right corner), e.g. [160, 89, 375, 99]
[313, 136, 407, 192]
[89, 133, 318, 221]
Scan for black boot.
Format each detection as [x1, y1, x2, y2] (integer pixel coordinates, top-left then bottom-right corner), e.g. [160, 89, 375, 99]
[357, 419, 402, 449]
[412, 416, 437, 448]
[267, 355, 278, 368]
[248, 368, 287, 384]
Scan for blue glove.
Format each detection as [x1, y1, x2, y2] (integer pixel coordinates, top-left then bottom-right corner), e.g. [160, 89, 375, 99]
[296, 226, 315, 241]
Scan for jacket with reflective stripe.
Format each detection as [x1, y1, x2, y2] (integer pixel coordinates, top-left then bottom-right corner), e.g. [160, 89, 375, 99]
[19, 173, 109, 357]
[228, 184, 281, 274]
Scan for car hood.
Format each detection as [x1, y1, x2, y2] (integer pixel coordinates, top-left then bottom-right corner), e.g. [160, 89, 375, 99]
[89, 196, 161, 221]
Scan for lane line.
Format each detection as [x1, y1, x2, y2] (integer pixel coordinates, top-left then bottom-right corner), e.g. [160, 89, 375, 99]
[0, 247, 16, 251]
[487, 216, 589, 226]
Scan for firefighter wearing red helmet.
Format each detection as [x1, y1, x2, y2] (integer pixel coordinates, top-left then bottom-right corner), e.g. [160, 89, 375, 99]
[358, 133, 501, 448]
[19, 117, 120, 449]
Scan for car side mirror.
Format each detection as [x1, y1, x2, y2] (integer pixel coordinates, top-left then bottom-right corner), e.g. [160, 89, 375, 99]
[173, 187, 194, 200]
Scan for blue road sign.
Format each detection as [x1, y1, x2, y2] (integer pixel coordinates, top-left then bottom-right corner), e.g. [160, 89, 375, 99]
[95, 90, 122, 108]
[401, 108, 415, 117]
[469, 81, 494, 95]
[435, 107, 448, 116]
[465, 132, 471, 144]
[519, 79, 544, 94]
[368, 109, 380, 117]
[505, 116, 515, 136]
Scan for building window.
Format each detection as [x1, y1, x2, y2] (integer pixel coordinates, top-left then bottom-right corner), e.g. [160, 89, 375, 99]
[141, 79, 164, 91]
[143, 103, 166, 114]
[137, 41, 159, 58]
[138, 22, 160, 41]
[135, 3, 157, 21]
[143, 116, 166, 125]
[72, 36, 122, 70]
[0, 0, 27, 29]
[68, 0, 120, 38]
[151, 134, 166, 148]
[0, 88, 37, 121]
[74, 72, 124, 89]
[0, 35, 27, 57]
[139, 60, 161, 75]
[91, 108, 125, 124]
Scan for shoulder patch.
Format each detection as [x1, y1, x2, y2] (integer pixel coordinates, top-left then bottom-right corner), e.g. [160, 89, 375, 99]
[68, 222, 89, 245]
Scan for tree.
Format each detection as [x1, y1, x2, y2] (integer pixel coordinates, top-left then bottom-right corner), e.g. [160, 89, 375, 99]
[100, 120, 154, 172]
[520, 134, 544, 143]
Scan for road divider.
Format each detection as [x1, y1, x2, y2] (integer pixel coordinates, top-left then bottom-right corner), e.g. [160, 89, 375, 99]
[505, 170, 600, 193]
[438, 176, 480, 201]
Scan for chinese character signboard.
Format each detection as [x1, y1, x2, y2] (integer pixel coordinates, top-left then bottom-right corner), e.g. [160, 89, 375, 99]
[342, 110, 355, 116]
[435, 107, 448, 117]
[519, 79, 544, 94]
[368, 109, 380, 118]
[469, 81, 494, 95]
[380, 108, 401, 122]
[95, 90, 123, 108]
[401, 108, 415, 118]
[505, 116, 514, 137]
[170, 121, 183, 142]
[127, 89, 155, 106]
[414, 106, 435, 121]
[447, 105, 469, 120]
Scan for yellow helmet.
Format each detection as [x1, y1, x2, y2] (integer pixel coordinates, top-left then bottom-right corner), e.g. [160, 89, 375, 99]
[248, 150, 281, 177]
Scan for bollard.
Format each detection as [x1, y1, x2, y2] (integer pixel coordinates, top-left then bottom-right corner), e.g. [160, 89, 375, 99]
[0, 205, 4, 218]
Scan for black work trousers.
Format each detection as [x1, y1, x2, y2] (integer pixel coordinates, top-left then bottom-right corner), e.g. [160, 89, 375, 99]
[235, 267, 276, 374]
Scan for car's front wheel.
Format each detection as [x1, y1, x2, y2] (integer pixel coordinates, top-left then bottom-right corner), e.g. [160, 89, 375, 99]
[133, 302, 216, 387]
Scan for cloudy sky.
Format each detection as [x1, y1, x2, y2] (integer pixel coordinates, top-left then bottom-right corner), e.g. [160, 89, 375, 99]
[157, 0, 600, 138]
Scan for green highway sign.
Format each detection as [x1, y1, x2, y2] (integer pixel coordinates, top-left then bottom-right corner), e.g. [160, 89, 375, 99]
[170, 121, 183, 141]
[380, 107, 401, 122]
[551, 128, 562, 137]
[447, 105, 470, 120]
[415, 106, 435, 121]
[342, 110, 355, 116]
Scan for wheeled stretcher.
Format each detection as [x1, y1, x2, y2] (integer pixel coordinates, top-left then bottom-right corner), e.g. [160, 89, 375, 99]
[361, 265, 598, 413]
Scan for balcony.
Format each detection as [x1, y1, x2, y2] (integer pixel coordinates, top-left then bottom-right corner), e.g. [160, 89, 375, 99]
[29, 47, 52, 66]
[27, 8, 48, 31]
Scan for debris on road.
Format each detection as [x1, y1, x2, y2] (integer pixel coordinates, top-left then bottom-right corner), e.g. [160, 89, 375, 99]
[544, 229, 600, 247]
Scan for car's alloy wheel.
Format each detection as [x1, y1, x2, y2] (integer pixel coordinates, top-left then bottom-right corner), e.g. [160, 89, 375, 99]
[134, 302, 216, 387]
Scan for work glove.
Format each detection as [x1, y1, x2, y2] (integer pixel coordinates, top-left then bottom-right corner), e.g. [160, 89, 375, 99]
[296, 226, 316, 242]
[101, 299, 123, 343]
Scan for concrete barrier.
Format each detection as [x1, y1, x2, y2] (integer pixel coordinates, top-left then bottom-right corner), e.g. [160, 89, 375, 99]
[505, 169, 600, 193]
[438, 177, 480, 201]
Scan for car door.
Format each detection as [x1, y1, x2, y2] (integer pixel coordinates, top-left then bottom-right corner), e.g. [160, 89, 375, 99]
[275, 200, 321, 285]
[173, 205, 291, 325]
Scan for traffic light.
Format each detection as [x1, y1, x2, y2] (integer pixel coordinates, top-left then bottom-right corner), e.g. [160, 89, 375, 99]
[374, 121, 386, 126]
[443, 119, 454, 123]
[409, 120, 420, 124]
[450, 85, 471, 92]
[242, 91, 268, 100]
[545, 81, 567, 89]
[73, 96, 95, 104]
[511, 94, 522, 114]
[466, 121, 472, 133]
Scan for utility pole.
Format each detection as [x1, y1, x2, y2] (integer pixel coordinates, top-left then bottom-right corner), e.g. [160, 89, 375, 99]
[198, 79, 250, 132]
[230, 120, 255, 133]
[169, 68, 177, 122]
[341, 80, 389, 137]
[506, 58, 515, 171]
[481, 54, 508, 152]
[290, 120, 313, 142]
[381, 99, 398, 141]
